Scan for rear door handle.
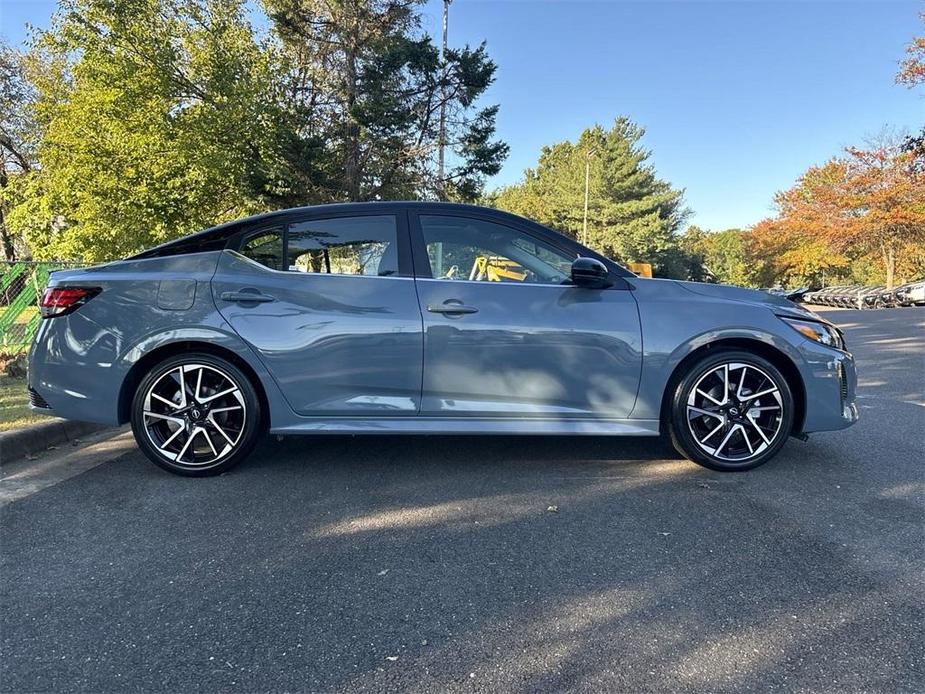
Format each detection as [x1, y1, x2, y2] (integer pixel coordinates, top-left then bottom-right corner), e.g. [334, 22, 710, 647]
[220, 290, 275, 304]
[427, 303, 478, 315]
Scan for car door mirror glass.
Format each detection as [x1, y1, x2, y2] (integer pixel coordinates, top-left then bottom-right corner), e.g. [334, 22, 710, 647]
[571, 257, 610, 288]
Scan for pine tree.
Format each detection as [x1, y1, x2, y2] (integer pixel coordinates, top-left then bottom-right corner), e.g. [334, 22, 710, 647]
[494, 118, 687, 274]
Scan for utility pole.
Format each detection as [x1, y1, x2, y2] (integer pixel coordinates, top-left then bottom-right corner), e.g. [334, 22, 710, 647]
[437, 0, 452, 200]
[582, 148, 597, 247]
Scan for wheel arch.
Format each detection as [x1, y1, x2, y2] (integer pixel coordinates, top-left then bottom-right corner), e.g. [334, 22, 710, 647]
[118, 340, 270, 430]
[659, 337, 807, 435]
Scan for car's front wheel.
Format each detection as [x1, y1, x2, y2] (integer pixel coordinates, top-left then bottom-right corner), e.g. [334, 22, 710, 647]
[668, 350, 794, 471]
[130, 353, 263, 476]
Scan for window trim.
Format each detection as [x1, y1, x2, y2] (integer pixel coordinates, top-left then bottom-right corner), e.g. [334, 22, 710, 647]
[410, 212, 619, 288]
[232, 211, 413, 279]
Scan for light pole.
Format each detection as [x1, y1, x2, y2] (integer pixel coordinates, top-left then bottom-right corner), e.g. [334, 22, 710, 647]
[437, 0, 453, 200]
[582, 147, 597, 247]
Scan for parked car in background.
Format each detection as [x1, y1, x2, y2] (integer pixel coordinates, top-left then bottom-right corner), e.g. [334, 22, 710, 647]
[892, 283, 912, 306]
[785, 287, 810, 302]
[874, 286, 898, 308]
[858, 286, 885, 309]
[841, 286, 867, 308]
[819, 285, 847, 307]
[28, 202, 858, 476]
[797, 287, 822, 305]
[894, 280, 925, 307]
[818, 287, 840, 305]
[833, 286, 854, 308]
[802, 281, 924, 310]
[804, 287, 826, 305]
[760, 287, 810, 303]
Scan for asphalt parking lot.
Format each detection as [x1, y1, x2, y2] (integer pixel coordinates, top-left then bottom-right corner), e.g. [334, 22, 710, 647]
[2, 307, 923, 693]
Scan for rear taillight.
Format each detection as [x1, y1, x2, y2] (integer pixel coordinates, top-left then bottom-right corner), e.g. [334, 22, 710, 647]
[40, 287, 100, 318]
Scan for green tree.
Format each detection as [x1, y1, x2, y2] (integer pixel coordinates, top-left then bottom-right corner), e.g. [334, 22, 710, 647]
[9, 0, 287, 262]
[675, 225, 713, 282]
[0, 41, 38, 261]
[264, 0, 507, 202]
[494, 118, 687, 275]
[704, 229, 751, 286]
[676, 225, 755, 286]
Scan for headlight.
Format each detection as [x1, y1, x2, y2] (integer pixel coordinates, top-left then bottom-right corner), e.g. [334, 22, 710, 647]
[780, 316, 845, 349]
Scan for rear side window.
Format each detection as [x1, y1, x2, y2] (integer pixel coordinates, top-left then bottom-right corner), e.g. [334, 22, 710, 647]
[240, 229, 284, 271]
[287, 215, 399, 276]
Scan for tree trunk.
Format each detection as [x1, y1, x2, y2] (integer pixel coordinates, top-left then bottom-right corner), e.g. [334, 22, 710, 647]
[0, 210, 15, 262]
[0, 168, 17, 261]
[342, 11, 362, 202]
[882, 243, 895, 290]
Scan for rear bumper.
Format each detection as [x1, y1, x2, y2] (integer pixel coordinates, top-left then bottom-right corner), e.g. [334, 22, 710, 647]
[27, 386, 56, 418]
[27, 318, 123, 425]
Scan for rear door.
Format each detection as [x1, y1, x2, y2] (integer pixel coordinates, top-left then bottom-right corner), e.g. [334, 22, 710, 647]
[411, 212, 642, 419]
[212, 211, 423, 416]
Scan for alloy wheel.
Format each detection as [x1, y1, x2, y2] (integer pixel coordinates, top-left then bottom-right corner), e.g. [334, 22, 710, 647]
[142, 363, 247, 467]
[686, 362, 784, 462]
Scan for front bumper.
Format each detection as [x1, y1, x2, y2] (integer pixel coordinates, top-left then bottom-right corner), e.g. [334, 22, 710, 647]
[797, 339, 858, 433]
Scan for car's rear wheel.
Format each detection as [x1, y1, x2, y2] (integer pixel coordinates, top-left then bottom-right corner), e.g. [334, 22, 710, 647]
[130, 353, 263, 476]
[668, 350, 794, 471]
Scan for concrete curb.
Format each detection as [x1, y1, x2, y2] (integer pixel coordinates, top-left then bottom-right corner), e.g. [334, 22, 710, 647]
[0, 419, 111, 464]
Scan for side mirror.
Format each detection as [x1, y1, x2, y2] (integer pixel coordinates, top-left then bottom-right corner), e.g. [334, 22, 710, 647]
[571, 257, 610, 288]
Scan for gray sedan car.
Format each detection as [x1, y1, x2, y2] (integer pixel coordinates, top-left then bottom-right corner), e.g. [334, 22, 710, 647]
[28, 202, 858, 476]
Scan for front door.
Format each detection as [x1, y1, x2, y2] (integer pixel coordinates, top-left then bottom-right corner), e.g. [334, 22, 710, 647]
[412, 213, 642, 418]
[212, 213, 423, 416]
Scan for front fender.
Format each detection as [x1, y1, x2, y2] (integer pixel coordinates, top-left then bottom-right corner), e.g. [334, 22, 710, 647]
[665, 326, 806, 377]
[628, 279, 812, 423]
[632, 326, 808, 421]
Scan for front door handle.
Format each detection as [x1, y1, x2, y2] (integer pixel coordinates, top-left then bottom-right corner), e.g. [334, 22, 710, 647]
[220, 290, 275, 304]
[427, 302, 478, 315]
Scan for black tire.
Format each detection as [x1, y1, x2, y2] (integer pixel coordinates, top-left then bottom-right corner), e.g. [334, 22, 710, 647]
[667, 350, 794, 472]
[130, 352, 263, 476]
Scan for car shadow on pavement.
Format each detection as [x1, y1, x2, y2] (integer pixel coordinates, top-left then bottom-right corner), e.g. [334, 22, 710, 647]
[1, 422, 920, 693]
[251, 432, 687, 471]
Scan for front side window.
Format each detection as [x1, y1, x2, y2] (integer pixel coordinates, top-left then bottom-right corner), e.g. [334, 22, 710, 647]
[419, 215, 575, 284]
[287, 215, 399, 277]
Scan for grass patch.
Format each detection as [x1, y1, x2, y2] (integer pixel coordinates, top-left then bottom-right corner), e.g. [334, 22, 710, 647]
[0, 305, 39, 324]
[0, 374, 45, 432]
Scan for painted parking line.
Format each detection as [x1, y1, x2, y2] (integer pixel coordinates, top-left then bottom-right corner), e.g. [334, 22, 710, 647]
[0, 429, 135, 506]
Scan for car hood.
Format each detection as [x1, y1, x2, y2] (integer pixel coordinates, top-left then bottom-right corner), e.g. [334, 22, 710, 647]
[670, 280, 825, 321]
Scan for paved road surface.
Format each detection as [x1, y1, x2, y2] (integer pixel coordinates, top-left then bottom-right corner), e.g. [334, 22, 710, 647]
[2, 308, 923, 692]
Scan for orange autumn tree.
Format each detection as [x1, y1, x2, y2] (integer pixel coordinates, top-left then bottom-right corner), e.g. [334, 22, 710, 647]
[749, 210, 848, 289]
[897, 12, 925, 87]
[767, 144, 925, 289]
[750, 159, 852, 287]
[749, 220, 848, 288]
[839, 145, 925, 288]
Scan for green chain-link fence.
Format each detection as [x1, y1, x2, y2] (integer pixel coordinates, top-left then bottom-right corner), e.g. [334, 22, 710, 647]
[0, 261, 80, 356]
